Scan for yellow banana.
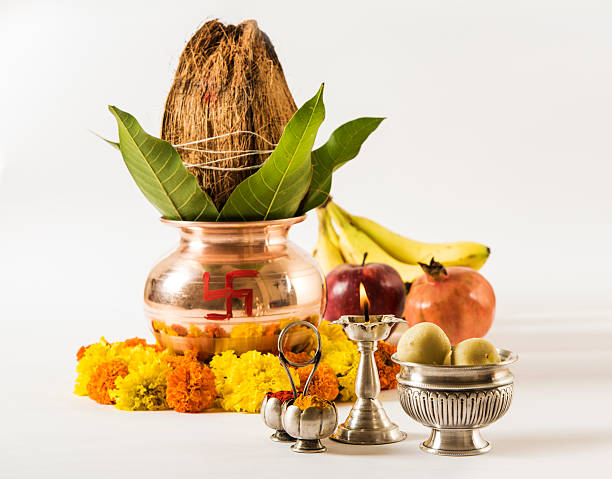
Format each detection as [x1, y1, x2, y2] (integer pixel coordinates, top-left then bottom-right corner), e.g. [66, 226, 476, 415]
[327, 203, 424, 283]
[332, 203, 490, 270]
[322, 206, 340, 249]
[312, 208, 345, 275]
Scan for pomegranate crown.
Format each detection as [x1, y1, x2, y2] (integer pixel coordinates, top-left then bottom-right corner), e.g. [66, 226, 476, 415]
[418, 258, 448, 280]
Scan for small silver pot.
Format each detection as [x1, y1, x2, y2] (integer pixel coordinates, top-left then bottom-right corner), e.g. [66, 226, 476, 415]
[393, 348, 518, 456]
[260, 395, 294, 442]
[281, 398, 338, 453]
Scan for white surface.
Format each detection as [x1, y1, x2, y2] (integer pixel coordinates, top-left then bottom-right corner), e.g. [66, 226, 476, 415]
[1, 315, 611, 478]
[0, 0, 611, 320]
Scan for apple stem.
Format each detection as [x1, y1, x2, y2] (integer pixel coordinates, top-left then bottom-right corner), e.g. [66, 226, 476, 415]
[361, 252, 368, 266]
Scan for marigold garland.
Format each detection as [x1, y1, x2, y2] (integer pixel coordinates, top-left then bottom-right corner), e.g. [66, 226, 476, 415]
[75, 323, 398, 413]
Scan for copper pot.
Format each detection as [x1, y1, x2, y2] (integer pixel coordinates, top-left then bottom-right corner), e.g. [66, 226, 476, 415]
[145, 216, 325, 359]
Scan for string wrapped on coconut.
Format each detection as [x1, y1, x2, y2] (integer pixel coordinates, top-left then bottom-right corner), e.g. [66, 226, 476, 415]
[161, 19, 297, 210]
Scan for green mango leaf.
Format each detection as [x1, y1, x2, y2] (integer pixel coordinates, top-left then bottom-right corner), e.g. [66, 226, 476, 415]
[218, 84, 326, 221]
[299, 117, 384, 213]
[108, 106, 218, 221]
[91, 130, 120, 150]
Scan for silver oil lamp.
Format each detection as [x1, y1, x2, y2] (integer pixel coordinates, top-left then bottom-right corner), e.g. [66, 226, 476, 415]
[330, 286, 407, 445]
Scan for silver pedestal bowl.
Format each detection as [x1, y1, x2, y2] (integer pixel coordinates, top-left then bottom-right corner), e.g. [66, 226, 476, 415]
[392, 349, 518, 456]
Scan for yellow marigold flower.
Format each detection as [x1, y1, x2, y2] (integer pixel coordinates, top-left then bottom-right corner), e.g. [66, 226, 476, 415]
[229, 323, 264, 338]
[151, 320, 166, 333]
[110, 356, 171, 411]
[188, 324, 205, 337]
[75, 338, 170, 398]
[74, 337, 113, 396]
[317, 320, 347, 342]
[317, 322, 360, 401]
[337, 366, 358, 401]
[277, 317, 300, 330]
[210, 350, 300, 413]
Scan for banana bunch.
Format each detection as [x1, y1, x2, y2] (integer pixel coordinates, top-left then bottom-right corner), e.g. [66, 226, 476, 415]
[313, 201, 490, 283]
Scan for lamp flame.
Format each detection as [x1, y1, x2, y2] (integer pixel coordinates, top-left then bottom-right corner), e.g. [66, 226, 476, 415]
[359, 283, 370, 320]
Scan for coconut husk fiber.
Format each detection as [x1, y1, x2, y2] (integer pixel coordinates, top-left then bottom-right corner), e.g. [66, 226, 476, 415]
[161, 19, 297, 210]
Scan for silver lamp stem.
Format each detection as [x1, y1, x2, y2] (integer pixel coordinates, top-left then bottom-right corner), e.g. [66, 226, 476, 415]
[355, 341, 380, 399]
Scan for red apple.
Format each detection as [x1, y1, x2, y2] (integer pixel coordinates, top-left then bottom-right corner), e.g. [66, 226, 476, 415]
[324, 261, 406, 322]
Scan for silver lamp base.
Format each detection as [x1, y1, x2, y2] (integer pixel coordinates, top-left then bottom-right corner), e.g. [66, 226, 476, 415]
[331, 398, 407, 445]
[420, 428, 491, 456]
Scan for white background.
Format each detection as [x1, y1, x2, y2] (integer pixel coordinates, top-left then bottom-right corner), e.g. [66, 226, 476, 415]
[2, 2, 612, 477]
[1, 0, 611, 321]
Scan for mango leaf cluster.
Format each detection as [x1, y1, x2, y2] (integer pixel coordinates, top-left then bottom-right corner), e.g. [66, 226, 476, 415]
[107, 85, 383, 221]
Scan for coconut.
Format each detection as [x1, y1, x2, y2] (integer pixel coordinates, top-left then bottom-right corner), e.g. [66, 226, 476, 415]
[161, 19, 296, 210]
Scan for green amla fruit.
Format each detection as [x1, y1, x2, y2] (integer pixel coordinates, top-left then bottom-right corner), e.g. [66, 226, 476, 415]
[397, 322, 451, 365]
[443, 350, 452, 365]
[452, 338, 500, 365]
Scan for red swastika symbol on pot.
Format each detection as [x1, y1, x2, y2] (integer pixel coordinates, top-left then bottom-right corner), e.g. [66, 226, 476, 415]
[202, 270, 258, 320]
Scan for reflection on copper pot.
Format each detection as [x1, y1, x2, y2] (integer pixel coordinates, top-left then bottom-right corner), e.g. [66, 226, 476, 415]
[144, 216, 325, 359]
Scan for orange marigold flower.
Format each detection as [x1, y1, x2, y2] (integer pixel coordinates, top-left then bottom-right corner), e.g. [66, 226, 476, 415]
[122, 337, 148, 348]
[87, 360, 130, 405]
[375, 341, 400, 390]
[76, 345, 90, 361]
[263, 324, 278, 336]
[203, 325, 227, 338]
[296, 363, 339, 402]
[150, 343, 166, 353]
[167, 350, 197, 368]
[285, 351, 312, 363]
[170, 324, 188, 337]
[166, 350, 217, 413]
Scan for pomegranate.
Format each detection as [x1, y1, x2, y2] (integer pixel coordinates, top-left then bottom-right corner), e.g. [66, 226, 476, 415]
[404, 259, 495, 345]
